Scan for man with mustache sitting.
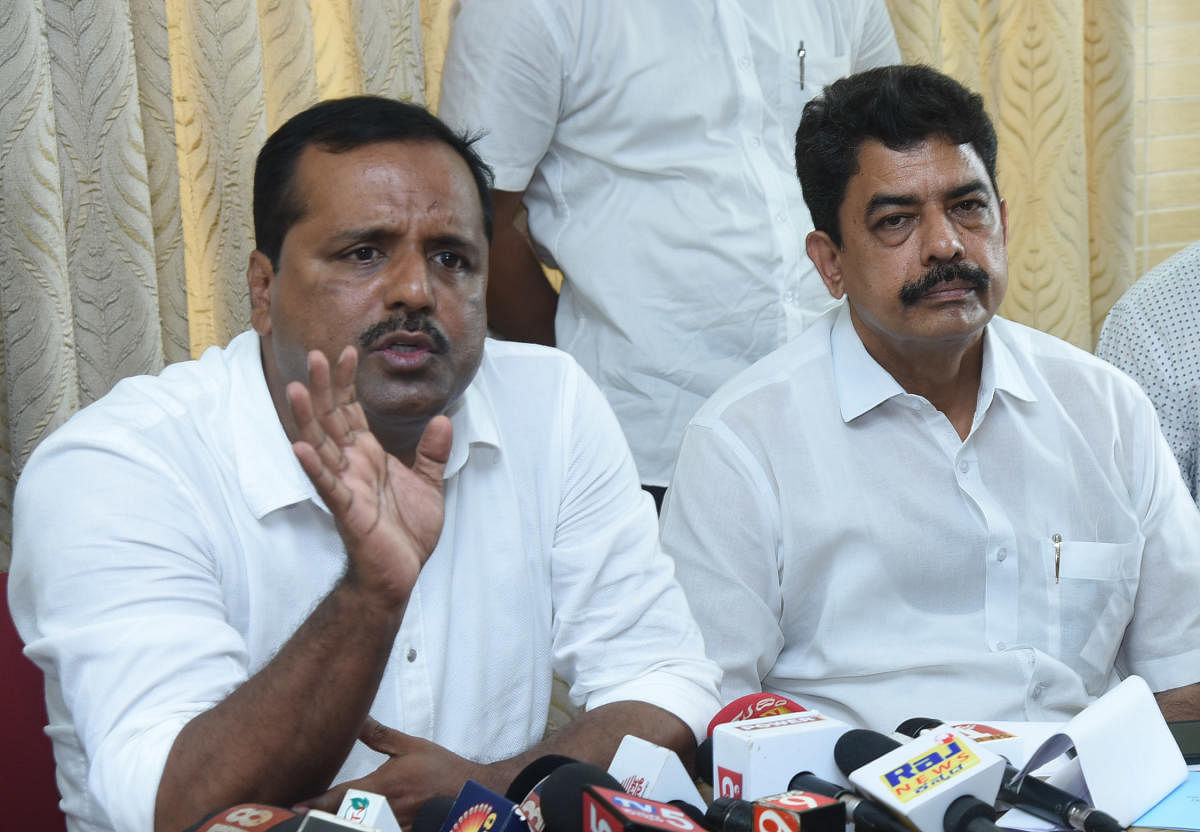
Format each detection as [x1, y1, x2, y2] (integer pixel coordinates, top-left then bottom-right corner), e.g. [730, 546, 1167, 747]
[8, 96, 719, 832]
[662, 65, 1200, 731]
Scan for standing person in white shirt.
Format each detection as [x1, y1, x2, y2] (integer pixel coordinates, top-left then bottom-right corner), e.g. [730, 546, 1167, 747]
[7, 97, 721, 832]
[661, 65, 1200, 731]
[438, 0, 900, 507]
[1097, 241, 1200, 506]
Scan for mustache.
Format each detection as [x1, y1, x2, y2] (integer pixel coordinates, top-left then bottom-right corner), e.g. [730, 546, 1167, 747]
[357, 314, 450, 352]
[898, 261, 990, 306]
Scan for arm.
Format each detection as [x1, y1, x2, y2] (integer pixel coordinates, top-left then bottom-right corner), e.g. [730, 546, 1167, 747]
[1155, 682, 1200, 721]
[302, 701, 694, 826]
[155, 347, 450, 831]
[487, 189, 559, 345]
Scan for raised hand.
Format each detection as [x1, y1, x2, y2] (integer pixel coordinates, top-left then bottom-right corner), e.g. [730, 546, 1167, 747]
[287, 346, 452, 608]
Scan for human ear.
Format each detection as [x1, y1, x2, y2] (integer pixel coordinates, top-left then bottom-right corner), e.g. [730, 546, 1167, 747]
[806, 230, 846, 300]
[247, 250, 275, 335]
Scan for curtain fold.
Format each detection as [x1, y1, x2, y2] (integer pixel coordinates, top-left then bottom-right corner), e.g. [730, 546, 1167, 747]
[0, 1, 1136, 570]
[0, 0, 424, 569]
[884, 0, 1134, 349]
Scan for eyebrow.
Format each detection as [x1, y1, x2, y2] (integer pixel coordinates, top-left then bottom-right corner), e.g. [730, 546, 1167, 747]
[865, 179, 991, 216]
[327, 227, 483, 259]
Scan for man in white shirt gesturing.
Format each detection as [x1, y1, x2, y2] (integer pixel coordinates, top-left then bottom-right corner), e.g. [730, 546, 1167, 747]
[9, 97, 720, 832]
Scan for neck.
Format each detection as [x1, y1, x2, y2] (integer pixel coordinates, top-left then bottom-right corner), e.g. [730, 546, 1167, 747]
[858, 327, 986, 442]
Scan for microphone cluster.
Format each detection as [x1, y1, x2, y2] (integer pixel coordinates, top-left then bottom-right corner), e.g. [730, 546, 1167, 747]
[184, 694, 1129, 832]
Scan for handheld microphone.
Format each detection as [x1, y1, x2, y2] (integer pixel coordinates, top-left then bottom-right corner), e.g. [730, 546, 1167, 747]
[786, 771, 908, 832]
[698, 693, 810, 787]
[437, 780, 530, 832]
[894, 718, 1123, 832]
[414, 797, 457, 832]
[507, 755, 578, 832]
[703, 791, 844, 832]
[184, 803, 380, 831]
[579, 787, 708, 832]
[538, 762, 623, 832]
[608, 735, 706, 806]
[711, 710, 852, 800]
[706, 693, 808, 738]
[834, 728, 1003, 832]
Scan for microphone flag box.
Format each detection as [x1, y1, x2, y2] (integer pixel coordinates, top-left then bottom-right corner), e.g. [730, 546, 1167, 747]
[581, 786, 705, 832]
[712, 710, 852, 801]
[608, 734, 706, 807]
[336, 789, 402, 832]
[752, 791, 844, 832]
[438, 780, 529, 832]
[299, 810, 382, 830]
[847, 730, 1004, 832]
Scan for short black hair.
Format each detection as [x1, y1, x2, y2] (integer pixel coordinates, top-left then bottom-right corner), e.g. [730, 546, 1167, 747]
[794, 64, 998, 248]
[253, 95, 494, 268]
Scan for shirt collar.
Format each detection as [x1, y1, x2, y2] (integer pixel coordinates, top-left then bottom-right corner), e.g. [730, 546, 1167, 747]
[231, 333, 502, 519]
[831, 304, 1038, 425]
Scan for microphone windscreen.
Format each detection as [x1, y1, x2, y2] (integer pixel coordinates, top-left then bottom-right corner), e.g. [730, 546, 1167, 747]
[694, 737, 713, 785]
[183, 804, 302, 832]
[894, 717, 944, 738]
[833, 729, 902, 777]
[668, 800, 707, 827]
[539, 762, 623, 832]
[413, 796, 456, 832]
[506, 754, 578, 801]
[706, 693, 806, 737]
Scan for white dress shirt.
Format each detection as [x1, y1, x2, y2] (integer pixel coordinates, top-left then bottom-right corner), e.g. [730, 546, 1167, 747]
[439, 0, 900, 486]
[1097, 241, 1200, 505]
[662, 305, 1200, 732]
[8, 331, 721, 832]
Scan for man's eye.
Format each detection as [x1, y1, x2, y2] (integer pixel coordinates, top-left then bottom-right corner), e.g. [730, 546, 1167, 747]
[434, 251, 467, 269]
[877, 214, 912, 231]
[346, 246, 382, 262]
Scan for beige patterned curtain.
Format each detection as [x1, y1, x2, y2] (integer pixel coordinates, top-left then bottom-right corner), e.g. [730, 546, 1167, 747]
[884, 0, 1134, 351]
[0, 0, 427, 570]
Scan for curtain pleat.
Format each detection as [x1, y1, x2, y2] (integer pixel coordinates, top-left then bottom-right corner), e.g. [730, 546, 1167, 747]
[0, 1, 1134, 573]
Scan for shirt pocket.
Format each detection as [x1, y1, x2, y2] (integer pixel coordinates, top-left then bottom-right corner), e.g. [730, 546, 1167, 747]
[1050, 539, 1142, 692]
[1056, 540, 1140, 581]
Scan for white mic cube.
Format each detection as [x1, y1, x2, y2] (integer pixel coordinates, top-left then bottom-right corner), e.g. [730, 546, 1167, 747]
[711, 711, 852, 801]
[847, 730, 1004, 832]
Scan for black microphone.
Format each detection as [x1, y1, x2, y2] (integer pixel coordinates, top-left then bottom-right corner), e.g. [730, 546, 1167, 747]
[834, 729, 1001, 832]
[668, 799, 708, 828]
[894, 718, 1124, 832]
[694, 737, 714, 786]
[704, 796, 753, 832]
[538, 761, 623, 832]
[414, 797, 457, 832]
[508, 754, 579, 832]
[702, 792, 844, 832]
[787, 771, 909, 832]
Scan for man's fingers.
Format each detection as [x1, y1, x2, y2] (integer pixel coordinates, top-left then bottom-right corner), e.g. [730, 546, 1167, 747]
[412, 416, 453, 485]
[359, 716, 405, 754]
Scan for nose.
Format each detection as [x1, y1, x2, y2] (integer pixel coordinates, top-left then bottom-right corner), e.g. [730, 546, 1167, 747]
[383, 248, 435, 311]
[920, 209, 965, 265]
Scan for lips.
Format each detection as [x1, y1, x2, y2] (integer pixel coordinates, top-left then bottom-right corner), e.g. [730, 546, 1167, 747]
[370, 330, 438, 354]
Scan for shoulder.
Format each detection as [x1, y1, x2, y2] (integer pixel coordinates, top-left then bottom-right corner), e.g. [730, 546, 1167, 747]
[992, 317, 1149, 407]
[693, 311, 837, 430]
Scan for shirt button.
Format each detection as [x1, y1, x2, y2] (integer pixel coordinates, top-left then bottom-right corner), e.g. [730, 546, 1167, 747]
[739, 56, 751, 69]
[958, 460, 970, 474]
[996, 641, 1007, 651]
[750, 136, 762, 148]
[1032, 682, 1048, 700]
[775, 211, 787, 223]
[996, 548, 1007, 562]
[406, 648, 417, 662]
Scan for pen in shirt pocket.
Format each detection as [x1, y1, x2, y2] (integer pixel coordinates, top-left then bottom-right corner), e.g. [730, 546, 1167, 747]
[1052, 532, 1062, 583]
